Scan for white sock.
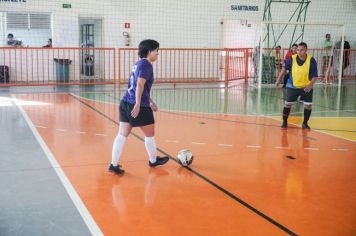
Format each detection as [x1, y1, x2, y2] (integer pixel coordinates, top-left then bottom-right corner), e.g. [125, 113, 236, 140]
[111, 134, 126, 166]
[145, 136, 157, 163]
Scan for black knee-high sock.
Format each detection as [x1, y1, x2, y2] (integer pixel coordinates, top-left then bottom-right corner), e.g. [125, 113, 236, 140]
[303, 109, 312, 124]
[283, 107, 291, 122]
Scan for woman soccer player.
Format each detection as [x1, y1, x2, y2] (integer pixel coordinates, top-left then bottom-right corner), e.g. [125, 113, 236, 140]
[109, 39, 169, 175]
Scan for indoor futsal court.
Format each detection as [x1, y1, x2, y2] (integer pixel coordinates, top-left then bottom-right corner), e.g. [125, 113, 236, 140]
[1, 1, 356, 236]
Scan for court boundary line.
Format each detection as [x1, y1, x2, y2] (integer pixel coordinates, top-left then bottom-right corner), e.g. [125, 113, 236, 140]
[69, 92, 299, 236]
[73, 92, 356, 143]
[73, 91, 356, 125]
[12, 95, 104, 236]
[161, 109, 356, 133]
[267, 116, 356, 143]
[103, 92, 356, 133]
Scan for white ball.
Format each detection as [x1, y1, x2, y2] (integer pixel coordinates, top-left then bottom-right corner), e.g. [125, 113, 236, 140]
[177, 149, 194, 166]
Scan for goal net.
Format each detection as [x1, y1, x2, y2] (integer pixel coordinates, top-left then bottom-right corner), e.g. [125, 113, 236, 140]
[253, 21, 345, 87]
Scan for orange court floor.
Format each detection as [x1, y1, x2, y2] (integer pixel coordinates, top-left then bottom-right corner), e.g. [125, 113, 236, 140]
[6, 86, 355, 236]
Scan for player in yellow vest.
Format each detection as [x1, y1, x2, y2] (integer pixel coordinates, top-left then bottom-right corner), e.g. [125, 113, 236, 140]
[276, 42, 318, 130]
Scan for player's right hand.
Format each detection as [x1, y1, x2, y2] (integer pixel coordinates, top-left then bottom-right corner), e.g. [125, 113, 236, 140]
[131, 104, 140, 118]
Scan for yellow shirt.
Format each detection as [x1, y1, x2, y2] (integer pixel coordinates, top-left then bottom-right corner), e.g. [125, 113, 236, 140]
[291, 54, 311, 88]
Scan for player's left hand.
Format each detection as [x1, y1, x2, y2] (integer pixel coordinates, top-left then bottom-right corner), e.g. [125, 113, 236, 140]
[150, 101, 158, 112]
[304, 84, 313, 93]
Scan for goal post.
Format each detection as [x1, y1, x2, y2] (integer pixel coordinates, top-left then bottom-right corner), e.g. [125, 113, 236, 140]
[254, 21, 345, 88]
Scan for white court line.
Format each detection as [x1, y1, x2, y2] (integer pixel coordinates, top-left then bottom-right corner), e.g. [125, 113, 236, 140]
[192, 142, 206, 145]
[311, 130, 356, 143]
[95, 133, 108, 137]
[247, 145, 261, 148]
[304, 147, 319, 151]
[165, 140, 179, 143]
[265, 109, 356, 116]
[332, 148, 349, 152]
[159, 108, 265, 117]
[13, 95, 103, 236]
[56, 129, 67, 132]
[275, 146, 291, 149]
[75, 131, 87, 134]
[35, 125, 47, 129]
[218, 144, 233, 147]
[70, 92, 356, 119]
[266, 116, 356, 143]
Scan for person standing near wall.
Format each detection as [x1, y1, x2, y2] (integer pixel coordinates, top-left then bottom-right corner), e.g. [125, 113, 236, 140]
[7, 33, 22, 47]
[43, 38, 52, 48]
[282, 44, 298, 88]
[321, 33, 333, 83]
[273, 45, 283, 76]
[335, 36, 351, 77]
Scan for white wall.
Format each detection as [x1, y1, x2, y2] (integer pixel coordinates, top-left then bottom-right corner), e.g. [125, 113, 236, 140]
[1, 0, 355, 48]
[0, 12, 4, 46]
[223, 20, 261, 48]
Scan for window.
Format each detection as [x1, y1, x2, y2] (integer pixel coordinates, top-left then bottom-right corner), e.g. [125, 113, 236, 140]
[6, 13, 28, 30]
[29, 13, 51, 30]
[1, 12, 52, 47]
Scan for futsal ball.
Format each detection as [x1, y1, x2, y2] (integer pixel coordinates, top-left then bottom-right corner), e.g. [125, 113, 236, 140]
[177, 149, 194, 166]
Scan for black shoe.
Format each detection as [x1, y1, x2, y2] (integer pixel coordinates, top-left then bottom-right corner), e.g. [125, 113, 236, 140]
[108, 164, 125, 174]
[302, 123, 310, 130]
[281, 121, 288, 128]
[149, 156, 169, 167]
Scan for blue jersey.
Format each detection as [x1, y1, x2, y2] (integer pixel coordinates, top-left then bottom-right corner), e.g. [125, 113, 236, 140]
[122, 59, 154, 107]
[285, 55, 318, 89]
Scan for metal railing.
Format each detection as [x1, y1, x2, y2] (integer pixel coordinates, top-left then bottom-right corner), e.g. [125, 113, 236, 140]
[1, 47, 354, 87]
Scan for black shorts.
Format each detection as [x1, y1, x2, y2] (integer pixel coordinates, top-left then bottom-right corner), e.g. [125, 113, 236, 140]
[285, 87, 313, 105]
[119, 100, 155, 127]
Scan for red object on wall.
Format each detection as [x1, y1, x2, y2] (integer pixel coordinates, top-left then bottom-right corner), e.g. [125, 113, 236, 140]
[124, 23, 130, 29]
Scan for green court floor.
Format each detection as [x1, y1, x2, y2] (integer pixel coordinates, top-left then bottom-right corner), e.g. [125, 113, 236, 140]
[76, 82, 356, 141]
